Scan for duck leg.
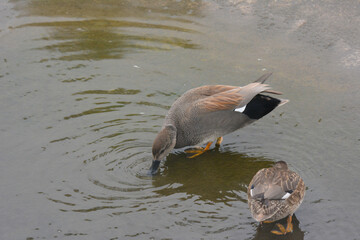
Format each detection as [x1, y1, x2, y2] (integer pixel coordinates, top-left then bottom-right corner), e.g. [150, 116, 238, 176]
[215, 137, 223, 147]
[270, 215, 293, 235]
[185, 141, 213, 158]
[285, 214, 294, 233]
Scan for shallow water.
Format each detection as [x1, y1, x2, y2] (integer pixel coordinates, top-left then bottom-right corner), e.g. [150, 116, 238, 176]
[1, 0, 359, 239]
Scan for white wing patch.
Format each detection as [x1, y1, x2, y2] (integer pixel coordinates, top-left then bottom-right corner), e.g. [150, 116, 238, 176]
[250, 188, 254, 196]
[234, 105, 246, 113]
[281, 192, 291, 199]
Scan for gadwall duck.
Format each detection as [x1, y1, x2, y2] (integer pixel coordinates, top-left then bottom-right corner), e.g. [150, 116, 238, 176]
[247, 161, 305, 235]
[149, 73, 288, 174]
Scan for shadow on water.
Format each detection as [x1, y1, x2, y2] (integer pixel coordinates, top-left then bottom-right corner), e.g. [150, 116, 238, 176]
[252, 215, 304, 240]
[152, 147, 273, 202]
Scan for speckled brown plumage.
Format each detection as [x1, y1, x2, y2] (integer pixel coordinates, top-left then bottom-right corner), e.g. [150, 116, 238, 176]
[247, 161, 305, 222]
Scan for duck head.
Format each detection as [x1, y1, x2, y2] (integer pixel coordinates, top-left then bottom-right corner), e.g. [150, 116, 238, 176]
[274, 160, 288, 170]
[148, 124, 177, 175]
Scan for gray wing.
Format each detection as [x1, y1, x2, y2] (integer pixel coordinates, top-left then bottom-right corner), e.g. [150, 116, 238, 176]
[249, 168, 300, 201]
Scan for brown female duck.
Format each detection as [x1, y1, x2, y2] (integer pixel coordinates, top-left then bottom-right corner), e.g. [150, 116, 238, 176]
[247, 161, 305, 235]
[149, 73, 288, 174]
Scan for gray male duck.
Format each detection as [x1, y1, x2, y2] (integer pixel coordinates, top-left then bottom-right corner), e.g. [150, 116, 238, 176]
[247, 161, 305, 235]
[149, 73, 288, 174]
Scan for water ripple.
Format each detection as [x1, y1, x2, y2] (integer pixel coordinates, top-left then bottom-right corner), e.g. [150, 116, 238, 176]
[17, 19, 201, 61]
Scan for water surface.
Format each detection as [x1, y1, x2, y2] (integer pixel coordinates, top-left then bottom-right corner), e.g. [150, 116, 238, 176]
[1, 0, 359, 239]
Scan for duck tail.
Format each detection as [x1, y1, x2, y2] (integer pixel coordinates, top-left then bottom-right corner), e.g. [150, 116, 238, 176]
[243, 94, 287, 120]
[278, 98, 289, 107]
[254, 72, 273, 84]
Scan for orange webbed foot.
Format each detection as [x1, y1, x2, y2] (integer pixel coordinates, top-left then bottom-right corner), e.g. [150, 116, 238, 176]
[185, 142, 212, 158]
[271, 223, 287, 235]
[270, 215, 294, 235]
[285, 215, 293, 233]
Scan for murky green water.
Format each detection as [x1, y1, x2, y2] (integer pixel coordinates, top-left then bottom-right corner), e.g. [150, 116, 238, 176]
[1, 0, 359, 239]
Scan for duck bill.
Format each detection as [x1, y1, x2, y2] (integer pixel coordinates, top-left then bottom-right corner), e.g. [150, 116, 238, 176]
[148, 160, 161, 175]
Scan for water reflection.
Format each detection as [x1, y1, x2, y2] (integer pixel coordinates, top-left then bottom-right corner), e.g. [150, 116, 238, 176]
[12, 0, 203, 61]
[153, 148, 273, 202]
[13, 0, 204, 18]
[17, 19, 200, 61]
[252, 215, 304, 240]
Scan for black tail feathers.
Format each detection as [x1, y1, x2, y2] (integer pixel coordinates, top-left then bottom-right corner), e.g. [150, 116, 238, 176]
[243, 94, 281, 120]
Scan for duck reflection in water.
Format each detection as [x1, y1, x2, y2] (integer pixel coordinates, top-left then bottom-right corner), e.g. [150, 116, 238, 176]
[151, 148, 273, 202]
